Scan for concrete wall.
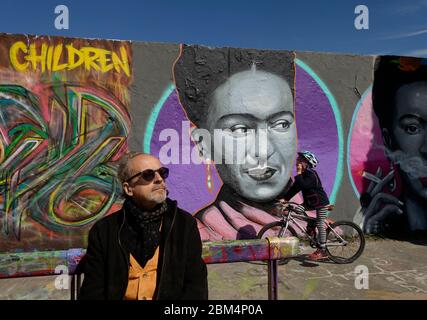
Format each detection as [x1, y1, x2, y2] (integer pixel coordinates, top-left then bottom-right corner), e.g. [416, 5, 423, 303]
[1, 32, 426, 279]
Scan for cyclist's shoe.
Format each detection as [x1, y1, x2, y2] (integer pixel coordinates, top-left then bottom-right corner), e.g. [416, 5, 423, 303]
[307, 249, 328, 261]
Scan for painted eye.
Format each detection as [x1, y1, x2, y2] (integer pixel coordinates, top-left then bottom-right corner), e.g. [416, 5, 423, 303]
[230, 125, 249, 134]
[271, 120, 291, 130]
[405, 124, 421, 135]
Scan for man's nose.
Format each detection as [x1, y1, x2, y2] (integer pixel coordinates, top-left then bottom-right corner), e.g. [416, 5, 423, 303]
[153, 171, 164, 183]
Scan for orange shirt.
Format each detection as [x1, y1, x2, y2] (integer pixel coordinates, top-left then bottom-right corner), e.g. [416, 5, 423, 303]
[124, 247, 159, 300]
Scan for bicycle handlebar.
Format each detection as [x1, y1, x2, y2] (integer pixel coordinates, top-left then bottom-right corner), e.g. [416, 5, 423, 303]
[275, 201, 307, 215]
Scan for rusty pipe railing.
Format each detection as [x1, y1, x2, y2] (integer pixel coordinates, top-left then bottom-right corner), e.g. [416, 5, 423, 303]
[0, 237, 300, 300]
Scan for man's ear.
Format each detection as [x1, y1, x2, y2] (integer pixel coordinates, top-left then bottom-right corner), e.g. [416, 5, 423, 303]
[191, 127, 212, 162]
[122, 182, 133, 197]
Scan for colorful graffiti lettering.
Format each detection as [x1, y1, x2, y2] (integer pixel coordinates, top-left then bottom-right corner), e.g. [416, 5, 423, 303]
[9, 42, 130, 76]
[0, 84, 131, 250]
[0, 34, 133, 252]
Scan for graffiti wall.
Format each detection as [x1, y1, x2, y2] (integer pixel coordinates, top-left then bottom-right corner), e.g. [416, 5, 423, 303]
[1, 31, 426, 269]
[0, 34, 132, 252]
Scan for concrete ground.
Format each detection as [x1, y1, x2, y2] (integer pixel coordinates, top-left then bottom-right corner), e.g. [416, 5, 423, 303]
[1, 238, 427, 300]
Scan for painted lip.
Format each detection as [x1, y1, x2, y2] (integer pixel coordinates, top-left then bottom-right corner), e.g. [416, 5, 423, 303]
[244, 166, 278, 181]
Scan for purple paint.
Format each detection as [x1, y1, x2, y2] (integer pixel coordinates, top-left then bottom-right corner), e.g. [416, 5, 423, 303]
[295, 65, 338, 195]
[150, 92, 222, 213]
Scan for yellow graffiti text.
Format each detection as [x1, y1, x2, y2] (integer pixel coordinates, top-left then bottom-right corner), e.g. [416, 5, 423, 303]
[9, 42, 130, 77]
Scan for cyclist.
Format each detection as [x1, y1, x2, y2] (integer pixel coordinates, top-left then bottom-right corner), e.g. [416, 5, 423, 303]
[280, 151, 330, 260]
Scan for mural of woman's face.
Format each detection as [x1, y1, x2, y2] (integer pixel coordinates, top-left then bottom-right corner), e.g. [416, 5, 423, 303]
[200, 69, 297, 202]
[388, 81, 427, 201]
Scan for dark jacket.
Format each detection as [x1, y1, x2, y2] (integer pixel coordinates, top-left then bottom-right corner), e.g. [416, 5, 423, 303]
[79, 198, 208, 300]
[284, 168, 329, 209]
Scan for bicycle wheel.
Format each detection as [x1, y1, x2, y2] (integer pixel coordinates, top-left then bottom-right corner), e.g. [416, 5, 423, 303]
[325, 221, 365, 264]
[257, 221, 298, 239]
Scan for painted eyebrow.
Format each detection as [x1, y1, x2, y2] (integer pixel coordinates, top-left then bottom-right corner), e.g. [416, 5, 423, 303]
[268, 111, 295, 122]
[217, 111, 294, 123]
[398, 114, 423, 122]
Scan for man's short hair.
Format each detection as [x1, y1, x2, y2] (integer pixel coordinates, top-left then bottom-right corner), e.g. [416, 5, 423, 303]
[117, 151, 148, 184]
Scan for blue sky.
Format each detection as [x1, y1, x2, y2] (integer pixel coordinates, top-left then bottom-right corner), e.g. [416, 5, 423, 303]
[1, 0, 427, 57]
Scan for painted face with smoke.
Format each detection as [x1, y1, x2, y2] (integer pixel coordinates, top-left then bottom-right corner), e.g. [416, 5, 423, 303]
[386, 81, 427, 200]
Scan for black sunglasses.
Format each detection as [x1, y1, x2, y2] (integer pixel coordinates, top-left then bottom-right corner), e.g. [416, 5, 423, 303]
[126, 167, 169, 183]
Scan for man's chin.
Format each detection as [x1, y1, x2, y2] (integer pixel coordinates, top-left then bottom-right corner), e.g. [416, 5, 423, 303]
[151, 193, 167, 204]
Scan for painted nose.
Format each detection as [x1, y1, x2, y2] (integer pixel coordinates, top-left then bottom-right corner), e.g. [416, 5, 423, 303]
[253, 128, 274, 162]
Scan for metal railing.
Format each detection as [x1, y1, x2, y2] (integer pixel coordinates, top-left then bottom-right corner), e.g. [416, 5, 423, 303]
[0, 237, 300, 300]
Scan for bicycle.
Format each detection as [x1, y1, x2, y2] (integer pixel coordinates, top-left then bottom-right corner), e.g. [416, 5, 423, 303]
[257, 202, 365, 264]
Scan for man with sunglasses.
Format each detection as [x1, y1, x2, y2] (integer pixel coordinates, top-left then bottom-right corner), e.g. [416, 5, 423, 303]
[79, 152, 208, 300]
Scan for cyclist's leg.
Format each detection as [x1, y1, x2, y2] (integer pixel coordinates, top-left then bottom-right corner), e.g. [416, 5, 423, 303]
[316, 206, 328, 249]
[307, 206, 329, 260]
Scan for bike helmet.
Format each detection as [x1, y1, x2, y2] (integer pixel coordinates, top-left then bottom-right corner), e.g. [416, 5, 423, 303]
[298, 151, 319, 168]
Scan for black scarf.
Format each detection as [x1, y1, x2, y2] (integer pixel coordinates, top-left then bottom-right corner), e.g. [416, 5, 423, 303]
[123, 198, 168, 267]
